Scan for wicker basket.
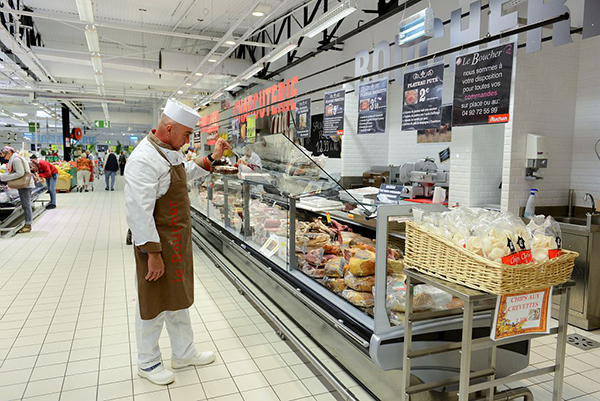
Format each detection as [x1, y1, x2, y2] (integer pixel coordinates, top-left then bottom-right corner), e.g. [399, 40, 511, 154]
[404, 221, 577, 295]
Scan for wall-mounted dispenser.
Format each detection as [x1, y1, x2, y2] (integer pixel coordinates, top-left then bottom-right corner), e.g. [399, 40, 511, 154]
[525, 133, 548, 181]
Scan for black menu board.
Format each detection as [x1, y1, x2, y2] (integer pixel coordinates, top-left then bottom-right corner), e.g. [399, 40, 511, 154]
[357, 79, 388, 135]
[453, 43, 514, 126]
[323, 90, 345, 136]
[402, 63, 444, 131]
[304, 114, 341, 158]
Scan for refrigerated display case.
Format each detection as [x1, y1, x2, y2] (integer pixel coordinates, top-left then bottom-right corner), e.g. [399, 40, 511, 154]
[189, 133, 530, 400]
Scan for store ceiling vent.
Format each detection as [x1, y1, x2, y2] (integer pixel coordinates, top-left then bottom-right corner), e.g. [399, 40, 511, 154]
[398, 7, 435, 47]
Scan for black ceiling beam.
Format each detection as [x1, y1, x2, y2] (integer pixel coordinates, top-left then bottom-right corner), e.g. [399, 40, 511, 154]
[363, 0, 399, 17]
[264, 0, 423, 80]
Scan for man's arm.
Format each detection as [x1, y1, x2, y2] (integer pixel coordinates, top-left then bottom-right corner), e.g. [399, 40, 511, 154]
[185, 138, 231, 181]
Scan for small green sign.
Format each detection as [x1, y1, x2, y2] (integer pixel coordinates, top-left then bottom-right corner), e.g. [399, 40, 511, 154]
[94, 120, 111, 128]
[28, 122, 40, 132]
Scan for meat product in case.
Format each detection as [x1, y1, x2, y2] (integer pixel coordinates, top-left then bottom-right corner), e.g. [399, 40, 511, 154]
[348, 250, 376, 276]
[324, 257, 347, 277]
[344, 272, 375, 292]
[342, 288, 374, 308]
[323, 276, 346, 293]
[302, 263, 326, 278]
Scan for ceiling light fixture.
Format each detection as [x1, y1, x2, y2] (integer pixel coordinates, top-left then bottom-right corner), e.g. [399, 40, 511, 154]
[268, 41, 298, 63]
[24, 85, 31, 89]
[75, 0, 95, 23]
[225, 82, 240, 91]
[84, 25, 101, 53]
[225, 40, 236, 46]
[177, 90, 184, 94]
[208, 58, 217, 63]
[252, 3, 271, 17]
[304, 0, 358, 38]
[195, 72, 203, 76]
[90, 52, 103, 72]
[14, 112, 27, 117]
[240, 64, 264, 81]
[186, 82, 192, 86]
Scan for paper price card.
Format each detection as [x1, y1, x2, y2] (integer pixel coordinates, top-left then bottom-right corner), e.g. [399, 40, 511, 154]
[491, 288, 552, 341]
[259, 235, 280, 258]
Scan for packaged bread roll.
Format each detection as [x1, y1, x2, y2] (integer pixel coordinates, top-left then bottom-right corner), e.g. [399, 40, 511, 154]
[348, 250, 376, 276]
[342, 288, 374, 308]
[323, 276, 346, 293]
[344, 272, 375, 292]
[324, 257, 347, 278]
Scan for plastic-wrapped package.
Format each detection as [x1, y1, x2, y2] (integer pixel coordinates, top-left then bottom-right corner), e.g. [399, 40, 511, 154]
[340, 231, 357, 245]
[389, 310, 404, 326]
[386, 282, 452, 313]
[301, 263, 325, 278]
[387, 258, 404, 275]
[304, 248, 324, 266]
[323, 276, 346, 293]
[323, 243, 341, 255]
[348, 250, 376, 276]
[344, 272, 375, 292]
[342, 288, 374, 308]
[528, 215, 563, 262]
[324, 257, 347, 278]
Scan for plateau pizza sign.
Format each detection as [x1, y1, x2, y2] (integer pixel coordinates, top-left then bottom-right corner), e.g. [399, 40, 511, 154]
[233, 76, 299, 123]
[354, 0, 600, 81]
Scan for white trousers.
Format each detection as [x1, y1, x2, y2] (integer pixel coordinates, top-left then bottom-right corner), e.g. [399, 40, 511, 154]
[135, 289, 197, 369]
[77, 170, 91, 190]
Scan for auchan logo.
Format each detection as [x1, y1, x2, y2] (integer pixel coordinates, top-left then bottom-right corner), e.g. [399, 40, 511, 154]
[489, 114, 509, 124]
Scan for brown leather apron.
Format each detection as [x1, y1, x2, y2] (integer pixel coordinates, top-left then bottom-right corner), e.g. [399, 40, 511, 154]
[135, 141, 194, 320]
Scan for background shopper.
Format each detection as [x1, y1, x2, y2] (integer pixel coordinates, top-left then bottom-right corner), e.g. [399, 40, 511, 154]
[30, 155, 58, 209]
[76, 154, 93, 192]
[104, 149, 118, 190]
[0, 146, 35, 233]
[119, 151, 127, 176]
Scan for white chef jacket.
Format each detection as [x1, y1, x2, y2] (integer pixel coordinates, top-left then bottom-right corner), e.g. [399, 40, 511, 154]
[0, 154, 35, 189]
[125, 134, 209, 251]
[241, 152, 262, 169]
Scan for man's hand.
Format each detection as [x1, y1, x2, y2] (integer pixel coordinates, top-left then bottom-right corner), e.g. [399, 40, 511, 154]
[146, 252, 165, 281]
[211, 138, 231, 161]
[237, 159, 247, 166]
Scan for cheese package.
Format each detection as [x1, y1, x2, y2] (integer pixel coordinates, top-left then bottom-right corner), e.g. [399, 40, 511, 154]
[344, 272, 375, 292]
[342, 288, 374, 308]
[323, 276, 346, 293]
[324, 257, 348, 278]
[348, 250, 376, 276]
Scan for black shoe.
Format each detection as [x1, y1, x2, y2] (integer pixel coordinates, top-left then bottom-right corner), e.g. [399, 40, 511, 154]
[85, 189, 89, 192]
[46, 204, 56, 210]
[111, 188, 114, 191]
[105, 188, 109, 191]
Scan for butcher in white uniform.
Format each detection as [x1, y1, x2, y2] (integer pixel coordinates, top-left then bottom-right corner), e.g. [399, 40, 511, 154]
[125, 99, 230, 385]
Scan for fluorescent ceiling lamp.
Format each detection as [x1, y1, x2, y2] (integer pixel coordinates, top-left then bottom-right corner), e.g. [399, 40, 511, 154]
[268, 42, 297, 63]
[95, 72, 105, 86]
[36, 110, 51, 118]
[186, 82, 192, 86]
[84, 25, 101, 53]
[177, 90, 184, 94]
[75, 0, 95, 23]
[208, 58, 217, 63]
[14, 112, 27, 117]
[225, 40, 236, 45]
[225, 82, 240, 91]
[24, 85, 31, 89]
[195, 72, 203, 76]
[304, 0, 357, 38]
[240, 64, 264, 81]
[252, 4, 271, 17]
[91, 53, 103, 73]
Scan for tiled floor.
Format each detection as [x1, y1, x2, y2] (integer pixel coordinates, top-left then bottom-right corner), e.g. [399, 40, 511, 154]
[0, 176, 599, 401]
[0, 177, 348, 401]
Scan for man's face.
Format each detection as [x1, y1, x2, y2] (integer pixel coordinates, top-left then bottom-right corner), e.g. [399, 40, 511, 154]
[166, 122, 192, 150]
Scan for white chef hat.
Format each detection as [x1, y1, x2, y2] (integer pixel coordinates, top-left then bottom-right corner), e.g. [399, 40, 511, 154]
[163, 99, 200, 129]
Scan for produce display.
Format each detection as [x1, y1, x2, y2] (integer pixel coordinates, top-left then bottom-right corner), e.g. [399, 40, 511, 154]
[415, 207, 563, 265]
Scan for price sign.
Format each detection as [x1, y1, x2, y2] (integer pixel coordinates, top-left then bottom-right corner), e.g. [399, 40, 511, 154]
[491, 288, 552, 341]
[377, 184, 403, 205]
[439, 147, 450, 163]
[323, 90, 345, 137]
[402, 63, 444, 131]
[358, 79, 388, 135]
[304, 114, 341, 159]
[295, 98, 311, 139]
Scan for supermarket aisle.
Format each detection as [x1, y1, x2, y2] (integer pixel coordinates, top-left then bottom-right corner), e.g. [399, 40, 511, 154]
[0, 177, 355, 401]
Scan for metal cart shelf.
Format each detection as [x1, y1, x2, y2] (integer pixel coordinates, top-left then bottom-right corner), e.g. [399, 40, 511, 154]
[402, 269, 572, 401]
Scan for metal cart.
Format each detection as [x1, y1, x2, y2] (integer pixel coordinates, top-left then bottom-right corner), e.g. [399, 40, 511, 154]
[401, 269, 572, 401]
